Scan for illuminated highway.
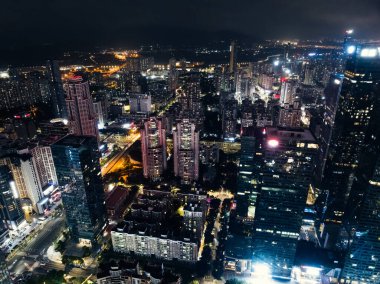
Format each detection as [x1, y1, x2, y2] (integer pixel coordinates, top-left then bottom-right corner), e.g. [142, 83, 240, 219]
[101, 132, 140, 176]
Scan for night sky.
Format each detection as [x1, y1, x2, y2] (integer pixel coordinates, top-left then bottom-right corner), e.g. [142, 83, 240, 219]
[1, 0, 380, 48]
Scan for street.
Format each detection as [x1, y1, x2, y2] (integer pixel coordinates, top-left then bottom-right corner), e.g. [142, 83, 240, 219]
[8, 216, 65, 276]
[101, 132, 140, 176]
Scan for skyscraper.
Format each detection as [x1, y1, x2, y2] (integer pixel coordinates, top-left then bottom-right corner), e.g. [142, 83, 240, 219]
[316, 73, 343, 183]
[64, 76, 99, 139]
[29, 143, 58, 186]
[46, 60, 67, 119]
[0, 165, 24, 230]
[340, 159, 380, 283]
[18, 149, 44, 213]
[141, 117, 167, 181]
[222, 98, 237, 140]
[52, 135, 106, 244]
[252, 127, 318, 278]
[177, 73, 203, 128]
[229, 40, 237, 74]
[322, 45, 380, 222]
[280, 79, 297, 106]
[173, 119, 199, 184]
[236, 129, 257, 219]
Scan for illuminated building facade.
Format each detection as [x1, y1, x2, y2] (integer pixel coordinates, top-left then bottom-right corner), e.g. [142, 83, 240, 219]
[278, 100, 302, 128]
[173, 119, 199, 184]
[111, 223, 198, 262]
[222, 98, 237, 140]
[316, 73, 343, 183]
[252, 127, 318, 278]
[141, 117, 167, 181]
[236, 131, 257, 219]
[258, 73, 274, 90]
[52, 135, 106, 244]
[18, 148, 44, 213]
[64, 76, 99, 139]
[280, 80, 297, 106]
[177, 73, 203, 126]
[0, 165, 24, 230]
[322, 45, 380, 221]
[241, 98, 254, 129]
[0, 156, 28, 199]
[340, 159, 380, 283]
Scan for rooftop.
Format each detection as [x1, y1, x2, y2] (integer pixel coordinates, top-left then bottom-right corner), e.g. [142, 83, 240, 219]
[53, 134, 96, 148]
[266, 127, 316, 142]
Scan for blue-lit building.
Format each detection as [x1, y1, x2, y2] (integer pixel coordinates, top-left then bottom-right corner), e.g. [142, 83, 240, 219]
[340, 159, 380, 283]
[0, 165, 24, 230]
[236, 127, 265, 221]
[322, 45, 380, 229]
[52, 135, 106, 244]
[252, 127, 318, 278]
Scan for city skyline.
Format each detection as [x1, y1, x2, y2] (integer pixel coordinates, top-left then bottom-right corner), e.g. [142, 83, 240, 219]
[1, 2, 380, 283]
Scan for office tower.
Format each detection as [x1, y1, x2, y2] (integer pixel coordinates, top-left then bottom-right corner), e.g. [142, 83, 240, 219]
[229, 41, 237, 74]
[280, 80, 297, 105]
[173, 119, 199, 184]
[252, 127, 318, 278]
[316, 74, 343, 183]
[177, 73, 203, 125]
[52, 135, 106, 244]
[129, 94, 151, 114]
[0, 165, 24, 230]
[236, 129, 257, 219]
[46, 60, 67, 119]
[340, 159, 380, 283]
[322, 45, 380, 222]
[0, 251, 11, 284]
[64, 76, 99, 139]
[278, 100, 302, 128]
[141, 117, 167, 181]
[222, 98, 237, 140]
